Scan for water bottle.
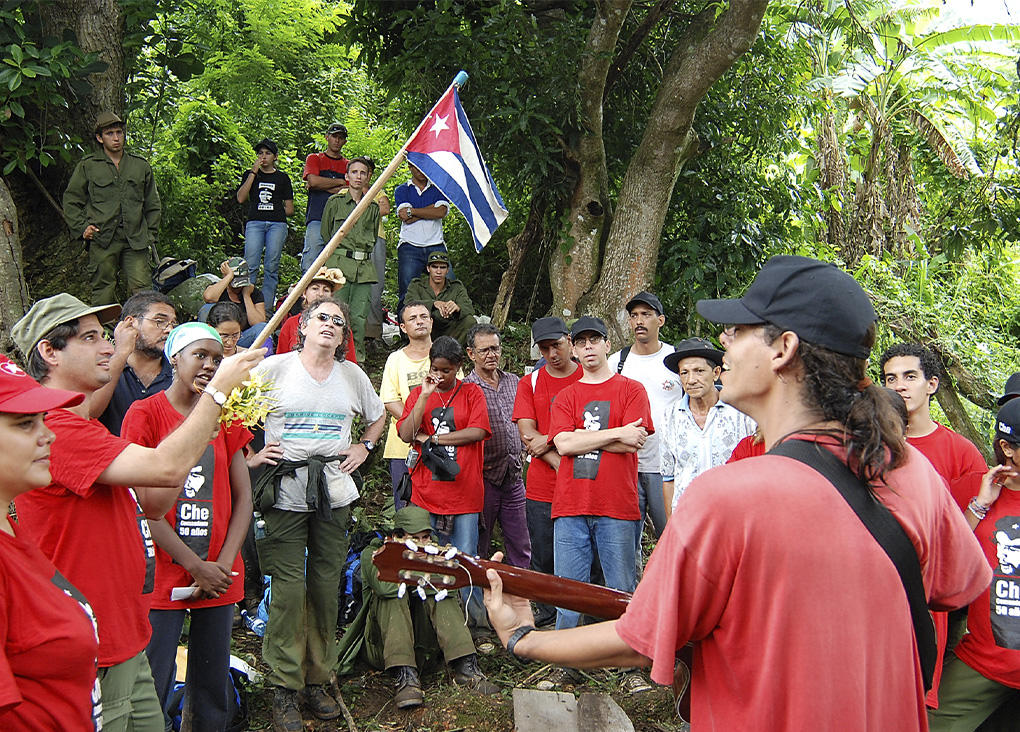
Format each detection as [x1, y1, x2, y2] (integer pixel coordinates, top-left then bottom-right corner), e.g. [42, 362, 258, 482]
[253, 512, 267, 540]
[240, 609, 266, 637]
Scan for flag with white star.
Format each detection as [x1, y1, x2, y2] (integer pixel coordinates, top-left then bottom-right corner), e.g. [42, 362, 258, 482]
[406, 87, 508, 252]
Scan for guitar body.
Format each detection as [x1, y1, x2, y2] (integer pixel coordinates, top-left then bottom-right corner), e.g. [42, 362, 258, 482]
[372, 539, 694, 723]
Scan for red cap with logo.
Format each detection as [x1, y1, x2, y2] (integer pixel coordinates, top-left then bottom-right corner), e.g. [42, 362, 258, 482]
[0, 356, 84, 413]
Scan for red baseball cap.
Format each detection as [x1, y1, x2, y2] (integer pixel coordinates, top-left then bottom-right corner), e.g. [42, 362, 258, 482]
[0, 356, 84, 413]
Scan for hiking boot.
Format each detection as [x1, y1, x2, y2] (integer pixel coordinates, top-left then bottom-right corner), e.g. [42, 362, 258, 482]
[300, 684, 342, 720]
[622, 670, 653, 694]
[271, 687, 302, 732]
[393, 666, 424, 709]
[450, 654, 501, 696]
[536, 667, 580, 691]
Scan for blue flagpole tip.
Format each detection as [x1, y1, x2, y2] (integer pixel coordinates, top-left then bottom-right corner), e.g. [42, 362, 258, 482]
[453, 71, 469, 89]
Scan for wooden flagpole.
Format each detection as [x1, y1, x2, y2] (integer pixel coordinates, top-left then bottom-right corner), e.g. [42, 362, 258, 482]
[250, 70, 469, 350]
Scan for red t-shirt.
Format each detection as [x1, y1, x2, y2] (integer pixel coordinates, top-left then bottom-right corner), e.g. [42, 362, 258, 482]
[954, 487, 1020, 689]
[547, 375, 652, 521]
[397, 381, 491, 515]
[908, 422, 988, 707]
[909, 424, 987, 513]
[614, 439, 990, 732]
[121, 392, 252, 610]
[0, 523, 102, 731]
[15, 409, 150, 667]
[511, 366, 583, 503]
[277, 313, 358, 364]
[726, 433, 766, 462]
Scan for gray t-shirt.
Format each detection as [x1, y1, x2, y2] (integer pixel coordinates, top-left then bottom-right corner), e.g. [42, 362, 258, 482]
[254, 352, 384, 511]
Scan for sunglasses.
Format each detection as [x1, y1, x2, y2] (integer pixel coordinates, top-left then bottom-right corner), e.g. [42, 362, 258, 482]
[314, 312, 346, 327]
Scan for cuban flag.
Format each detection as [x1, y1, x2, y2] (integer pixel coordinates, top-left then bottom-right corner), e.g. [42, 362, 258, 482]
[406, 87, 508, 252]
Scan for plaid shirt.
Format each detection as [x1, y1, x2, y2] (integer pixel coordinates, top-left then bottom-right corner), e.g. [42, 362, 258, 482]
[465, 368, 523, 483]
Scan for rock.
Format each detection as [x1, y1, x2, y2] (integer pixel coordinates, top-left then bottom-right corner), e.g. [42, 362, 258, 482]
[512, 688, 577, 731]
[578, 692, 635, 731]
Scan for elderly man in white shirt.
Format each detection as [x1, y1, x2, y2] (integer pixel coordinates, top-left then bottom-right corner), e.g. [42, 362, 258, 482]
[661, 337, 756, 517]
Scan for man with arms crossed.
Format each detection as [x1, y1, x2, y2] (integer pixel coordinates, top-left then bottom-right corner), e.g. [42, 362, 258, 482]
[485, 256, 990, 732]
[512, 317, 581, 626]
[12, 293, 261, 732]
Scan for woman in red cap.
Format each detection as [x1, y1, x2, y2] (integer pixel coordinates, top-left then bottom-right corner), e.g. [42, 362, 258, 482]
[0, 355, 103, 730]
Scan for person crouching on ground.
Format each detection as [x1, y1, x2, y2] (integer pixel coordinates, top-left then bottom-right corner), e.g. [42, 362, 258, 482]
[337, 505, 498, 709]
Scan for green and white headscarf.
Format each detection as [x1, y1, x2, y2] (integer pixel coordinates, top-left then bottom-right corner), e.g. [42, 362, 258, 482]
[165, 322, 222, 358]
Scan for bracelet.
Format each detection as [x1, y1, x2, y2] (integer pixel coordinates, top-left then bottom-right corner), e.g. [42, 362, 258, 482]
[507, 625, 537, 660]
[968, 497, 991, 521]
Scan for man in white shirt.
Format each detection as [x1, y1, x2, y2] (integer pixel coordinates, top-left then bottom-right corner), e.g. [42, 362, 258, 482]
[661, 337, 755, 516]
[607, 291, 682, 551]
[395, 163, 451, 311]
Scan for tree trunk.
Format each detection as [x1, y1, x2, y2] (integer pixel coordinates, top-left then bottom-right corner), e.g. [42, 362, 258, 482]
[934, 374, 992, 465]
[491, 194, 548, 329]
[43, 0, 127, 144]
[548, 0, 631, 320]
[579, 0, 770, 340]
[817, 107, 847, 253]
[0, 178, 32, 358]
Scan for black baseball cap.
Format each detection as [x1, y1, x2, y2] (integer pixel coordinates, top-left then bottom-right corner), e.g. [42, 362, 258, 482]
[532, 317, 568, 344]
[326, 123, 348, 137]
[999, 373, 1020, 406]
[570, 316, 608, 340]
[626, 291, 663, 315]
[254, 138, 278, 154]
[996, 398, 1020, 443]
[664, 337, 724, 372]
[696, 255, 876, 359]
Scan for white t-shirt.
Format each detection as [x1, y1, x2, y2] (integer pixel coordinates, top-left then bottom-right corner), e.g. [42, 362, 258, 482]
[607, 343, 683, 472]
[379, 348, 430, 460]
[254, 352, 384, 511]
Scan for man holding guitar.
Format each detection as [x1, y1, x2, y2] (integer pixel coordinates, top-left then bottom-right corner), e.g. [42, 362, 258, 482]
[482, 257, 991, 731]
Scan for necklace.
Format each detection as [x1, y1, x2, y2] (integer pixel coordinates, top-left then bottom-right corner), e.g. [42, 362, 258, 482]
[437, 385, 455, 409]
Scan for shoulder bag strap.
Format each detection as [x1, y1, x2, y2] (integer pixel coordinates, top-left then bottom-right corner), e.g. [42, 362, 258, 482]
[768, 438, 937, 691]
[616, 346, 632, 374]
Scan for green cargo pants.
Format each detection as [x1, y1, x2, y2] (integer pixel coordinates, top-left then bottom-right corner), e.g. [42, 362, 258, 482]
[336, 281, 371, 362]
[256, 505, 350, 690]
[89, 229, 152, 306]
[363, 592, 476, 671]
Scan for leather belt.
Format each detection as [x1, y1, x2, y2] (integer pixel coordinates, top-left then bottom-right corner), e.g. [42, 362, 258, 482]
[344, 250, 369, 261]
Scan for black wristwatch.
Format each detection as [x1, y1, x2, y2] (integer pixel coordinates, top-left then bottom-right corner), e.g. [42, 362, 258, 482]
[507, 625, 537, 660]
[360, 439, 376, 452]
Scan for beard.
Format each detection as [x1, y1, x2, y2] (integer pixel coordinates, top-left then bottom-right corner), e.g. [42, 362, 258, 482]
[136, 338, 164, 360]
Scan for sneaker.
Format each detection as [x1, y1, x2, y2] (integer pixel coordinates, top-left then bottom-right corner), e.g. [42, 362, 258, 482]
[393, 666, 424, 709]
[450, 654, 501, 696]
[622, 670, 653, 694]
[475, 638, 497, 655]
[271, 687, 302, 732]
[300, 684, 342, 720]
[536, 667, 580, 691]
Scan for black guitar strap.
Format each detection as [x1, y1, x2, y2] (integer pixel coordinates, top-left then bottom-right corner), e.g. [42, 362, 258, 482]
[769, 439, 937, 691]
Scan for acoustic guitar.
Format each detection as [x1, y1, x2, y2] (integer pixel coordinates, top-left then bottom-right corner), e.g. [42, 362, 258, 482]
[371, 538, 692, 722]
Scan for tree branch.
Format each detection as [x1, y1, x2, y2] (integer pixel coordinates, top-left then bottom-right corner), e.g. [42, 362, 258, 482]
[604, 0, 677, 100]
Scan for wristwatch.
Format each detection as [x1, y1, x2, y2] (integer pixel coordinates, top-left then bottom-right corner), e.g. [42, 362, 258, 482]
[203, 384, 228, 406]
[361, 439, 376, 452]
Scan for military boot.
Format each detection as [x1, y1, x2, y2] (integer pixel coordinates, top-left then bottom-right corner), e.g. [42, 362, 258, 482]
[393, 665, 424, 709]
[450, 654, 501, 695]
[272, 687, 302, 732]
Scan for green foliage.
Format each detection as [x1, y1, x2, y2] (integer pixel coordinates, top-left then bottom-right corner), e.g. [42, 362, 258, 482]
[0, 0, 107, 174]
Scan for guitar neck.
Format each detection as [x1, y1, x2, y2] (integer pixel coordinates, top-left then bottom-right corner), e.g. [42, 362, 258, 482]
[372, 541, 631, 620]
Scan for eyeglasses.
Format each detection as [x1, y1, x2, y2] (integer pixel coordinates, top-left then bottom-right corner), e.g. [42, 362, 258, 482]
[314, 312, 346, 327]
[141, 316, 178, 331]
[218, 331, 241, 343]
[472, 345, 501, 356]
[573, 334, 605, 345]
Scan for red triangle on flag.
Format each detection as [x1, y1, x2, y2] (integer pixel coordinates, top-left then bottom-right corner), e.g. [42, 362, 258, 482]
[407, 89, 461, 155]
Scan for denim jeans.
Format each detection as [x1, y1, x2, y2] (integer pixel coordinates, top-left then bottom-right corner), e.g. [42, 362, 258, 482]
[429, 511, 486, 626]
[397, 243, 453, 309]
[301, 220, 324, 273]
[635, 472, 666, 576]
[244, 220, 288, 308]
[553, 515, 639, 630]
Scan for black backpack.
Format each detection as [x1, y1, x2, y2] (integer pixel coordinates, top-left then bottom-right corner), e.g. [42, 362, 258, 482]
[152, 257, 198, 293]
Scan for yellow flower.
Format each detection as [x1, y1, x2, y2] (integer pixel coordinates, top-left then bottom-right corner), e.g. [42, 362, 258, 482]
[219, 372, 278, 428]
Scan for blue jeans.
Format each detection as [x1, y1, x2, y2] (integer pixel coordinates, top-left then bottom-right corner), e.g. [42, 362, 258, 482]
[301, 220, 323, 273]
[429, 511, 486, 627]
[244, 220, 288, 309]
[397, 243, 453, 309]
[635, 472, 666, 575]
[553, 515, 639, 630]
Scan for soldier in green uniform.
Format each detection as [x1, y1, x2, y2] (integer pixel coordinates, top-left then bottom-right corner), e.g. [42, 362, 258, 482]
[404, 252, 477, 346]
[321, 156, 380, 361]
[63, 112, 161, 306]
[337, 506, 498, 709]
